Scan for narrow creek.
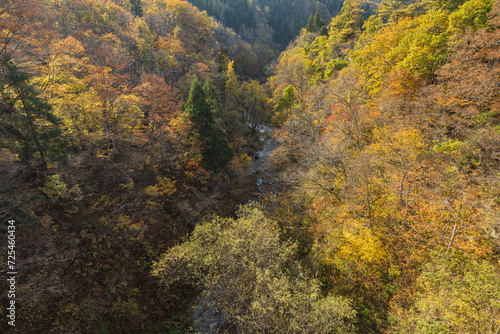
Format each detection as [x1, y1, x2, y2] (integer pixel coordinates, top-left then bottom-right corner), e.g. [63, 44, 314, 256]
[194, 123, 277, 333]
[251, 124, 277, 202]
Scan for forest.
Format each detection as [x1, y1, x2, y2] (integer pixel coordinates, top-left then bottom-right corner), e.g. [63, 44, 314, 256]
[0, 0, 499, 333]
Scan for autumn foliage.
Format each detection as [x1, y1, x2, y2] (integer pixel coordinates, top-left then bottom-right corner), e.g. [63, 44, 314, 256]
[1, 0, 500, 332]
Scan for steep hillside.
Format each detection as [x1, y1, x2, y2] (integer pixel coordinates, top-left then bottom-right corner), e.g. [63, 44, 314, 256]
[186, 0, 346, 46]
[266, 0, 500, 331]
[0, 0, 272, 331]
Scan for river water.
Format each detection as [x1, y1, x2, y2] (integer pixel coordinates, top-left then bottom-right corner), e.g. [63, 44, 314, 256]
[194, 123, 277, 333]
[253, 140, 277, 202]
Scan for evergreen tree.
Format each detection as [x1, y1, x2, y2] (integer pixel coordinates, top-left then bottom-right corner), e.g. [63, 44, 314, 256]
[319, 25, 329, 36]
[306, 15, 317, 32]
[218, 48, 230, 73]
[203, 77, 223, 119]
[185, 76, 233, 170]
[306, 7, 327, 33]
[187, 0, 255, 32]
[313, 8, 326, 30]
[185, 75, 211, 126]
[130, 0, 143, 17]
[0, 56, 67, 170]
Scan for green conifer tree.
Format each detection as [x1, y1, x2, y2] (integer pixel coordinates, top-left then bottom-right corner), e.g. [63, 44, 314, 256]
[130, 0, 143, 17]
[203, 77, 223, 119]
[0, 56, 67, 170]
[306, 7, 327, 33]
[306, 15, 317, 32]
[185, 76, 233, 170]
[313, 8, 326, 30]
[319, 25, 329, 36]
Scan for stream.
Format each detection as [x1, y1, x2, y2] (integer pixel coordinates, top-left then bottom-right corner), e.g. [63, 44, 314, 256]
[251, 124, 277, 202]
[194, 123, 277, 333]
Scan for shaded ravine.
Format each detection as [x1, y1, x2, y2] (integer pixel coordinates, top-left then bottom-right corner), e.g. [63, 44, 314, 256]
[194, 123, 278, 333]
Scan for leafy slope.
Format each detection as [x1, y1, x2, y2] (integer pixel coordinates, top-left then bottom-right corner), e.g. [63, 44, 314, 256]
[267, 0, 500, 331]
[0, 0, 272, 332]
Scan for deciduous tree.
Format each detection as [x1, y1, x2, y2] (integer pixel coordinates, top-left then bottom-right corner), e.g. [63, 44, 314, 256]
[152, 205, 357, 333]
